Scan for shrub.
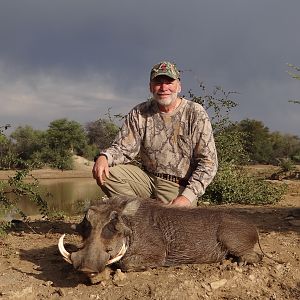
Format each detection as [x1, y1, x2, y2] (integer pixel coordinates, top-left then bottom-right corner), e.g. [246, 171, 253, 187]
[0, 168, 48, 234]
[277, 158, 296, 172]
[202, 163, 287, 205]
[187, 83, 288, 205]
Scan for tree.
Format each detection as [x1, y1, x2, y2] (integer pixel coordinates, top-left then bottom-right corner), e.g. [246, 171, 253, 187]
[270, 132, 300, 162]
[10, 125, 45, 163]
[236, 119, 273, 163]
[85, 118, 119, 151]
[46, 119, 87, 154]
[0, 125, 48, 233]
[287, 63, 300, 104]
[0, 131, 17, 170]
[44, 119, 88, 169]
[214, 124, 249, 165]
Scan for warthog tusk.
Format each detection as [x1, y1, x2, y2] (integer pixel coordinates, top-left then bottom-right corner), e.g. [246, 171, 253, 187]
[106, 241, 127, 265]
[58, 234, 72, 264]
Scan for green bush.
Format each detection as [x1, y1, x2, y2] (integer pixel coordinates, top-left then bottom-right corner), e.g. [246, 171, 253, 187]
[39, 147, 73, 170]
[187, 84, 288, 205]
[202, 163, 287, 205]
[277, 158, 296, 172]
[82, 143, 99, 161]
[0, 169, 48, 234]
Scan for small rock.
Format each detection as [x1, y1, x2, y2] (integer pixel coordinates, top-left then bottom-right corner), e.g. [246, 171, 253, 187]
[201, 282, 212, 292]
[235, 267, 243, 273]
[275, 264, 283, 271]
[177, 265, 189, 270]
[210, 279, 227, 290]
[141, 271, 152, 276]
[44, 281, 53, 287]
[100, 281, 106, 287]
[113, 269, 127, 286]
[90, 268, 111, 285]
[248, 274, 255, 281]
[55, 288, 65, 297]
[221, 260, 232, 267]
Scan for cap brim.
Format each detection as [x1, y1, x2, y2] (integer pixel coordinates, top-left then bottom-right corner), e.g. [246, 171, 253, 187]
[151, 72, 178, 80]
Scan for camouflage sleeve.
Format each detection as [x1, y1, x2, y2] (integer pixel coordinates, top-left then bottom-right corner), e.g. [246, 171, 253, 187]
[101, 108, 142, 166]
[181, 113, 218, 203]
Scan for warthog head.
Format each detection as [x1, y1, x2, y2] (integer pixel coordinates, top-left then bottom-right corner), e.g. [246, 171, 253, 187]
[58, 198, 138, 278]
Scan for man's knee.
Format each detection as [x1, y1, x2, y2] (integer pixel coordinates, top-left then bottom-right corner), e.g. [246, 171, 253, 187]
[105, 165, 125, 183]
[99, 164, 151, 198]
[100, 165, 128, 195]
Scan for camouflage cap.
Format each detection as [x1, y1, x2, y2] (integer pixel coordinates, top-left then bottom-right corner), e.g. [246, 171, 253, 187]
[150, 61, 180, 81]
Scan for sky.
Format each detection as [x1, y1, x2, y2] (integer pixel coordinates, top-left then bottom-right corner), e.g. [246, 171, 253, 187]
[0, 0, 299, 136]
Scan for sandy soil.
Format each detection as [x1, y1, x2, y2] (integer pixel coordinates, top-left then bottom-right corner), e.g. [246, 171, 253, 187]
[0, 165, 299, 299]
[0, 156, 94, 180]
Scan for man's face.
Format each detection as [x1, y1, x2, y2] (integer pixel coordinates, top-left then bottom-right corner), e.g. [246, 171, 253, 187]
[149, 75, 181, 107]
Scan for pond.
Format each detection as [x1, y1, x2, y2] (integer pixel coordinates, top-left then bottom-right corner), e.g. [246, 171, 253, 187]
[18, 178, 105, 217]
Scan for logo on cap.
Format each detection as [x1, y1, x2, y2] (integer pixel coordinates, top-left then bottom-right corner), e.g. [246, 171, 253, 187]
[150, 61, 180, 80]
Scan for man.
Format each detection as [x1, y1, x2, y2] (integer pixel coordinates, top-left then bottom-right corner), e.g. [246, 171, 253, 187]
[93, 61, 218, 207]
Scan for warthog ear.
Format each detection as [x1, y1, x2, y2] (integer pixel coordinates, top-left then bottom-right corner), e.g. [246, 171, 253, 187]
[101, 211, 131, 239]
[86, 207, 97, 221]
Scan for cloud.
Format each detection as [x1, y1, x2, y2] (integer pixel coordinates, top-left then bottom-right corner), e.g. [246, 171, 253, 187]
[0, 0, 300, 135]
[0, 63, 141, 130]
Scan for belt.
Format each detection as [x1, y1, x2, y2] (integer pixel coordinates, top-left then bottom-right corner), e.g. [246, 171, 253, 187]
[152, 172, 188, 187]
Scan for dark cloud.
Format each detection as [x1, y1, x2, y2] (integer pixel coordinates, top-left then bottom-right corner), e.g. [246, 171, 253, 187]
[0, 0, 299, 134]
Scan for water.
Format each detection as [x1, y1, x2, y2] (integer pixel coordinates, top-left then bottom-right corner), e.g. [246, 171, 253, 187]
[17, 178, 105, 216]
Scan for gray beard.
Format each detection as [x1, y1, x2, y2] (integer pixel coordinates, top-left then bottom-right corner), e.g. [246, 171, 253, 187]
[153, 93, 178, 107]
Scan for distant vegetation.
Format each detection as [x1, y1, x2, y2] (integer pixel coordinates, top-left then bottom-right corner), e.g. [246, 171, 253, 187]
[0, 118, 119, 171]
[1, 119, 299, 173]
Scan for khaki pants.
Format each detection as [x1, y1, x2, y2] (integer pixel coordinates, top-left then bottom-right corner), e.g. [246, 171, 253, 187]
[100, 164, 186, 204]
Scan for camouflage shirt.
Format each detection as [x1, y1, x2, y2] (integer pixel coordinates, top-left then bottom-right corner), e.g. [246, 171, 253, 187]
[102, 98, 218, 202]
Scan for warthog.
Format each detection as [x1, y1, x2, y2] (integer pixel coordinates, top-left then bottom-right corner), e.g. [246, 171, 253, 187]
[58, 196, 262, 279]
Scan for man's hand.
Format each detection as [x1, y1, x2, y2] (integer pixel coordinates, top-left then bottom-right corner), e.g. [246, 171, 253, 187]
[169, 195, 191, 207]
[92, 155, 109, 186]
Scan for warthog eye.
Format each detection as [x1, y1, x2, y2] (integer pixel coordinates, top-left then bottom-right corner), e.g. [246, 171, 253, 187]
[101, 223, 117, 239]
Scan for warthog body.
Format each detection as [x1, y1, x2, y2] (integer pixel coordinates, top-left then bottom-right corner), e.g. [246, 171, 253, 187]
[59, 196, 262, 277]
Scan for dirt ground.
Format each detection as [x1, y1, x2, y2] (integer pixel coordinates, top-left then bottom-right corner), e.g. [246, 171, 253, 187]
[0, 165, 300, 299]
